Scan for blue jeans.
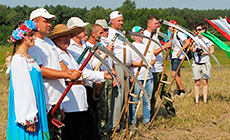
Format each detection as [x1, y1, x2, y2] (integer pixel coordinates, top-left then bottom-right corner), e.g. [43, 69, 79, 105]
[171, 58, 182, 72]
[129, 78, 153, 124]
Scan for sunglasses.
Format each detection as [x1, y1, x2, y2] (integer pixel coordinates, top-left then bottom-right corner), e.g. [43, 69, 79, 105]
[196, 28, 203, 32]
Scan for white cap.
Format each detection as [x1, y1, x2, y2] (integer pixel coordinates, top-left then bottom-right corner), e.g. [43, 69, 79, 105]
[110, 11, 123, 20]
[95, 19, 109, 29]
[67, 17, 89, 29]
[30, 8, 56, 20]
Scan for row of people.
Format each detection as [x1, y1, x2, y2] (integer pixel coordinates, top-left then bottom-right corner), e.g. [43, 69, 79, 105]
[7, 7, 213, 140]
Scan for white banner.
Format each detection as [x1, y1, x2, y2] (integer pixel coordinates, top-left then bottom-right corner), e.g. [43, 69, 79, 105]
[211, 18, 230, 35]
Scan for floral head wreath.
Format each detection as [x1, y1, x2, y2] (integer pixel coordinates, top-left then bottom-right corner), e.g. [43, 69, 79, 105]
[8, 20, 38, 43]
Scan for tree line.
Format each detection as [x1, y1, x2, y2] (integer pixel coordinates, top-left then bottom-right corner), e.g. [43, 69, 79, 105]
[1, 0, 230, 45]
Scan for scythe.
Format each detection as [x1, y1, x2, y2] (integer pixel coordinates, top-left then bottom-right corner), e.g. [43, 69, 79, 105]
[98, 43, 150, 106]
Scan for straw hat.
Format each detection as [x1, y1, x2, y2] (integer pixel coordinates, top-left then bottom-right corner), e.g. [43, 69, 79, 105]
[47, 24, 84, 39]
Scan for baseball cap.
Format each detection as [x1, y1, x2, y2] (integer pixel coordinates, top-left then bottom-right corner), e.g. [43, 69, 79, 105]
[95, 19, 109, 29]
[110, 11, 123, 20]
[30, 8, 56, 20]
[67, 17, 89, 29]
[132, 26, 144, 33]
[170, 20, 177, 25]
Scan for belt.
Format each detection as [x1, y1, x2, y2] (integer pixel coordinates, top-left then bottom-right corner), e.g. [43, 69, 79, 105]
[195, 63, 206, 65]
[65, 80, 85, 86]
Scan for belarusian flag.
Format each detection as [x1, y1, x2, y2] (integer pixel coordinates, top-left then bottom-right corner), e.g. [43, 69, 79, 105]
[205, 18, 230, 41]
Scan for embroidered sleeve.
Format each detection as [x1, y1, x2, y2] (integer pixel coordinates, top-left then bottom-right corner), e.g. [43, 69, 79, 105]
[11, 55, 38, 126]
[18, 116, 38, 126]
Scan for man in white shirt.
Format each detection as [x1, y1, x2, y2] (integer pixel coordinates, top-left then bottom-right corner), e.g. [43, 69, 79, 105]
[49, 23, 113, 140]
[66, 17, 104, 139]
[28, 8, 82, 139]
[107, 11, 132, 132]
[87, 23, 114, 136]
[130, 26, 156, 124]
[142, 15, 176, 117]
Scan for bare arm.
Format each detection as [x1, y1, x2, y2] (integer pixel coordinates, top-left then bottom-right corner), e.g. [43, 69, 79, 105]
[202, 45, 214, 55]
[151, 59, 156, 66]
[60, 61, 69, 72]
[182, 39, 190, 50]
[209, 45, 214, 54]
[154, 41, 172, 56]
[190, 44, 197, 53]
[40, 65, 82, 80]
[177, 39, 190, 57]
[131, 61, 146, 67]
[40, 66, 68, 79]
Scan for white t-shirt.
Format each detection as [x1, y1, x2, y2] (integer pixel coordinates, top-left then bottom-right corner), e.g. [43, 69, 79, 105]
[28, 37, 69, 110]
[107, 27, 132, 66]
[193, 36, 213, 64]
[171, 31, 187, 59]
[67, 39, 104, 87]
[131, 42, 154, 80]
[143, 30, 163, 73]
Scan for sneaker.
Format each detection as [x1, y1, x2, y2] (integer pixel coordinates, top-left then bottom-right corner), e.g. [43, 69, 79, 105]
[177, 89, 186, 97]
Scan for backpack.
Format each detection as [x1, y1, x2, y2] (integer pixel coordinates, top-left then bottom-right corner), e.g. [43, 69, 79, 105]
[176, 31, 193, 60]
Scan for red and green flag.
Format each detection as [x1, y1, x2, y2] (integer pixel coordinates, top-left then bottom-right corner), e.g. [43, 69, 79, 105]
[201, 31, 230, 59]
[205, 18, 230, 41]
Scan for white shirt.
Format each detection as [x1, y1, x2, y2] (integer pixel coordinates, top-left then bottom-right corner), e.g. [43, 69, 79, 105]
[57, 47, 105, 112]
[28, 37, 69, 110]
[171, 31, 187, 59]
[11, 54, 39, 125]
[131, 42, 154, 80]
[143, 30, 163, 73]
[193, 36, 213, 63]
[108, 27, 132, 66]
[67, 39, 105, 87]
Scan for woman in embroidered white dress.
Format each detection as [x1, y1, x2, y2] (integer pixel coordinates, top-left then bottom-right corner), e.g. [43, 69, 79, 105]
[7, 20, 50, 140]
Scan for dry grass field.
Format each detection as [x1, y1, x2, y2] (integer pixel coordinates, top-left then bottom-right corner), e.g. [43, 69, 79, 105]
[0, 46, 230, 139]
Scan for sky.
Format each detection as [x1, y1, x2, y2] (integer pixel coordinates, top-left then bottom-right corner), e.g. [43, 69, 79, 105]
[1, 0, 230, 10]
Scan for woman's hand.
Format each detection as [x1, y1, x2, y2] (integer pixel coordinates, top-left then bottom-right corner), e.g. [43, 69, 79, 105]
[27, 124, 36, 132]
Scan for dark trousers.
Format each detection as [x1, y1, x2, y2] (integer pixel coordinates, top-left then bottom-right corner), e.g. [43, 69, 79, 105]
[151, 72, 174, 117]
[62, 111, 90, 140]
[85, 86, 99, 140]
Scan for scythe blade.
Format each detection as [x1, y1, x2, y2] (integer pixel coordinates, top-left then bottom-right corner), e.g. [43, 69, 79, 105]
[98, 43, 150, 106]
[93, 52, 122, 93]
[125, 30, 166, 53]
[116, 33, 152, 69]
[158, 31, 191, 65]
